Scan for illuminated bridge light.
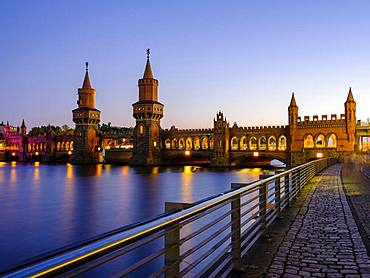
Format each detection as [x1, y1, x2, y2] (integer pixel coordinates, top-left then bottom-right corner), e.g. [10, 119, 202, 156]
[253, 152, 259, 157]
[185, 150, 190, 156]
[316, 152, 323, 158]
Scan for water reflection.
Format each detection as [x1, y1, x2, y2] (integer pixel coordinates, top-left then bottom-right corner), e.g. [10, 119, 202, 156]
[33, 162, 40, 182]
[151, 166, 159, 175]
[72, 164, 103, 177]
[66, 163, 73, 179]
[181, 166, 193, 202]
[120, 166, 129, 176]
[10, 164, 17, 183]
[0, 163, 267, 272]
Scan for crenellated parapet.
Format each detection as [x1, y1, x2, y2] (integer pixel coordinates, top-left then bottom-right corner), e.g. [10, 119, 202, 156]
[297, 114, 346, 128]
[163, 126, 213, 136]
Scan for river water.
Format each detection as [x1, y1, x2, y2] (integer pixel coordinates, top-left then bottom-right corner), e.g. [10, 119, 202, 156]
[0, 162, 269, 272]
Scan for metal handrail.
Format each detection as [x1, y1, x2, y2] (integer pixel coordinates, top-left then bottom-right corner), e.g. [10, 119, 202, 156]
[4, 158, 336, 277]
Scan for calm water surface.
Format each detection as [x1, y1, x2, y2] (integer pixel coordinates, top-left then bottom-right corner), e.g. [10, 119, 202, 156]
[0, 162, 268, 271]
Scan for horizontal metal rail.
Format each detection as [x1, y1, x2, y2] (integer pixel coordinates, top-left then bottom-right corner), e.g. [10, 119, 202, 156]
[3, 158, 337, 278]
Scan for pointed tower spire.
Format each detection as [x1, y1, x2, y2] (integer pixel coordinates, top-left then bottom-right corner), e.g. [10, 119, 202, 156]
[82, 62, 93, 89]
[143, 48, 154, 79]
[290, 92, 297, 107]
[346, 87, 355, 102]
[21, 119, 26, 136]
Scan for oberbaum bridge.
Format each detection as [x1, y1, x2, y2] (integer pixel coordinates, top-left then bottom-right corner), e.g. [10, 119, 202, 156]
[1, 51, 370, 167]
[4, 53, 370, 277]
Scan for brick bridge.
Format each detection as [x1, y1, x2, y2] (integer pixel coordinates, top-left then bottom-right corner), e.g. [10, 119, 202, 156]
[161, 121, 290, 166]
[0, 54, 365, 166]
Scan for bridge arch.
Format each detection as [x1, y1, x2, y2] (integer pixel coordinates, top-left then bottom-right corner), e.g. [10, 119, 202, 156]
[186, 138, 193, 150]
[304, 134, 314, 148]
[171, 138, 177, 149]
[201, 137, 208, 150]
[327, 133, 337, 148]
[209, 137, 214, 150]
[278, 135, 287, 151]
[70, 141, 74, 150]
[194, 137, 200, 150]
[165, 139, 171, 150]
[65, 141, 70, 150]
[249, 137, 257, 150]
[231, 136, 238, 150]
[258, 136, 267, 150]
[268, 136, 276, 151]
[315, 134, 325, 148]
[179, 138, 185, 150]
[240, 136, 247, 150]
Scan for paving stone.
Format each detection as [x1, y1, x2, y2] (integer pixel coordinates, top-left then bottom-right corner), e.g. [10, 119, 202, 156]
[266, 164, 370, 276]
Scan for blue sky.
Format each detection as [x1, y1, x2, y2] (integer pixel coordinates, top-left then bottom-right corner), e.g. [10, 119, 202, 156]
[1, 0, 370, 128]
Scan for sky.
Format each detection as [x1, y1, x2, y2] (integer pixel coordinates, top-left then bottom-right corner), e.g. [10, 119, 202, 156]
[1, 0, 370, 129]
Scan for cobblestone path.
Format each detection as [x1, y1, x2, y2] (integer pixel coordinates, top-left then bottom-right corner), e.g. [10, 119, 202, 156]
[267, 164, 370, 277]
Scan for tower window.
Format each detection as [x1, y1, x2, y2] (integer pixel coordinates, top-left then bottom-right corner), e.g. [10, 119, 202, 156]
[139, 125, 144, 135]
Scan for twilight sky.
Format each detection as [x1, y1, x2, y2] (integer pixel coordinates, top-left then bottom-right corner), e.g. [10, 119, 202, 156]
[1, 0, 370, 129]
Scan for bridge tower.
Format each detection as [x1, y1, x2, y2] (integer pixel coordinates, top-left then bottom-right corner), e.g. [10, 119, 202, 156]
[288, 93, 299, 166]
[211, 111, 230, 166]
[21, 119, 27, 161]
[21, 119, 26, 137]
[288, 92, 298, 138]
[71, 63, 101, 164]
[345, 87, 356, 147]
[130, 49, 164, 165]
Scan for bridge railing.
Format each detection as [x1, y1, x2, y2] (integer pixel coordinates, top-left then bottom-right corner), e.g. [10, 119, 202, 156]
[4, 158, 337, 278]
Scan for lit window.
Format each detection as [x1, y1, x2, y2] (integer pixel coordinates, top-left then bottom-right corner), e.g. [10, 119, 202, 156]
[304, 135, 314, 148]
[139, 125, 144, 135]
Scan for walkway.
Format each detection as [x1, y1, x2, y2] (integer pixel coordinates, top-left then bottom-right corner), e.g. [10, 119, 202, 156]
[342, 156, 370, 251]
[267, 164, 370, 277]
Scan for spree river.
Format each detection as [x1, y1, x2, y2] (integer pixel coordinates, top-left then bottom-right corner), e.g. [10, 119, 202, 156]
[0, 162, 269, 272]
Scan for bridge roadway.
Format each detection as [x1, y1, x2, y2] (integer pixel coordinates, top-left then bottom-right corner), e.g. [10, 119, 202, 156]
[239, 163, 370, 277]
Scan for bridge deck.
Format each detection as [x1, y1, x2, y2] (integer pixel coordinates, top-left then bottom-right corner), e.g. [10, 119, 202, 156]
[265, 164, 370, 277]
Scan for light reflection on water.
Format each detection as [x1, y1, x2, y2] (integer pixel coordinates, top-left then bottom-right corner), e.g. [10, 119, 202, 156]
[0, 163, 272, 272]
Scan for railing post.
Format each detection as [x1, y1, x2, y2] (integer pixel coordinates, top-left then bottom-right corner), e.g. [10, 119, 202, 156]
[259, 182, 267, 231]
[275, 177, 281, 213]
[296, 168, 300, 192]
[231, 184, 243, 271]
[164, 202, 193, 278]
[284, 174, 290, 207]
[299, 167, 303, 189]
